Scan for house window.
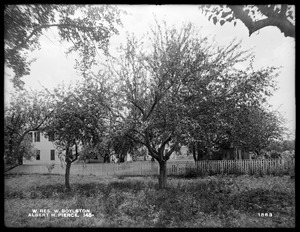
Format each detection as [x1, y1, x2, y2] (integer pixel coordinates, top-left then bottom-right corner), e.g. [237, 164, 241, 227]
[36, 150, 40, 160]
[50, 150, 55, 160]
[34, 131, 40, 142]
[48, 133, 55, 142]
[30, 132, 33, 142]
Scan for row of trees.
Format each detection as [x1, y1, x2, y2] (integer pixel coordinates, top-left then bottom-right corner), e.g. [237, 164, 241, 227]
[5, 22, 285, 189]
[5, 5, 290, 190]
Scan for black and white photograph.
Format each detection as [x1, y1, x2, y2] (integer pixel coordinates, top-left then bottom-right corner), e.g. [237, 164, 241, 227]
[4, 4, 295, 227]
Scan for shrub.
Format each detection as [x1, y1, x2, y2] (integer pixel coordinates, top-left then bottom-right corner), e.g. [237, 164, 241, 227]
[46, 164, 55, 174]
[184, 168, 199, 178]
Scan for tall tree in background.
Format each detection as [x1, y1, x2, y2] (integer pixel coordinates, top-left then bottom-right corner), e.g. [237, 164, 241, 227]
[78, 71, 126, 163]
[4, 4, 123, 89]
[209, 66, 283, 156]
[233, 107, 285, 156]
[184, 58, 283, 161]
[200, 5, 295, 38]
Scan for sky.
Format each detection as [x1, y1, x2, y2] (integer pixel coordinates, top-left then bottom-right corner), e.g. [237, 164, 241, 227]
[4, 5, 295, 139]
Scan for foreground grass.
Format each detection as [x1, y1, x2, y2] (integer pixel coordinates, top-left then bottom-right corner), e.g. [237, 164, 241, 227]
[4, 174, 295, 227]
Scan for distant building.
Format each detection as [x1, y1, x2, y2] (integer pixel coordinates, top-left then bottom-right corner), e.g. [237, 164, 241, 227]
[221, 146, 252, 160]
[23, 131, 62, 165]
[211, 144, 252, 160]
[87, 152, 122, 163]
[133, 145, 190, 161]
[86, 153, 107, 163]
[170, 145, 191, 160]
[23, 132, 193, 165]
[125, 153, 133, 162]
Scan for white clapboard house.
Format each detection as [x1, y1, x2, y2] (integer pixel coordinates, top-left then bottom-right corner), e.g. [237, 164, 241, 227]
[23, 131, 62, 165]
[23, 131, 117, 165]
[23, 131, 191, 165]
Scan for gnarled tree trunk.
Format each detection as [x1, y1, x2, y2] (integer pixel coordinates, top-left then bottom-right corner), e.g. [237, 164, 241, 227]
[17, 155, 23, 165]
[65, 161, 71, 190]
[158, 160, 167, 190]
[64, 143, 79, 191]
[192, 142, 206, 162]
[65, 147, 71, 190]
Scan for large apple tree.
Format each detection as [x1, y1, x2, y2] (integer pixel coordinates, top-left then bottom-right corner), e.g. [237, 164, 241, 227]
[108, 21, 253, 189]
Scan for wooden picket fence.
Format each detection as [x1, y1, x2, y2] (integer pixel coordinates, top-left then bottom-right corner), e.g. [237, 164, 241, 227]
[6, 159, 295, 177]
[188, 159, 295, 176]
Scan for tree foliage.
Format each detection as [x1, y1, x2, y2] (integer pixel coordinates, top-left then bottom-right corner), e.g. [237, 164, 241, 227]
[4, 4, 123, 88]
[184, 63, 283, 160]
[200, 5, 295, 38]
[4, 134, 35, 165]
[4, 90, 54, 164]
[111, 133, 139, 162]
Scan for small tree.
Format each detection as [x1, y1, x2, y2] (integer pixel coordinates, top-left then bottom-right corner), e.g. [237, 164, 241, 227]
[4, 89, 53, 164]
[4, 133, 35, 164]
[44, 74, 116, 190]
[45, 91, 83, 190]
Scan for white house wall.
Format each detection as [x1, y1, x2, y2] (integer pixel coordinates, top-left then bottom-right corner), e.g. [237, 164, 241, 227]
[168, 145, 189, 159]
[23, 131, 62, 165]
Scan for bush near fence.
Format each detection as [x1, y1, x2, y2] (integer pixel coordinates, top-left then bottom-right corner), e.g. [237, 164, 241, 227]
[6, 159, 294, 177]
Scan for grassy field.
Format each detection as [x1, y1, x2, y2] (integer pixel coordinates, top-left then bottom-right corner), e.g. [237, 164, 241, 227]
[4, 173, 295, 227]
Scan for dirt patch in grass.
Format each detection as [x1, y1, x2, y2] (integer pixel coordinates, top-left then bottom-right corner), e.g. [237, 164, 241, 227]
[4, 174, 295, 228]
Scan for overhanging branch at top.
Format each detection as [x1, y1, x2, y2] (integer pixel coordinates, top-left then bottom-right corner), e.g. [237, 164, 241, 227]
[228, 5, 295, 38]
